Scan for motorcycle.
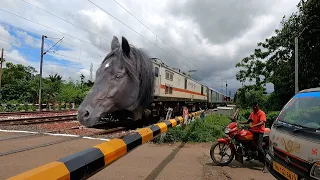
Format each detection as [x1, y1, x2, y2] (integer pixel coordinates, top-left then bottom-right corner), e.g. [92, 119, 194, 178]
[210, 118, 270, 166]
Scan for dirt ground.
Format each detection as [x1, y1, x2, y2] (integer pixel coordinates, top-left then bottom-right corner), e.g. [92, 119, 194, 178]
[0, 131, 276, 180]
[91, 142, 276, 180]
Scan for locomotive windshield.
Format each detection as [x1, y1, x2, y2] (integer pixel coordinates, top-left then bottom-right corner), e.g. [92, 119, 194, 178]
[277, 92, 320, 129]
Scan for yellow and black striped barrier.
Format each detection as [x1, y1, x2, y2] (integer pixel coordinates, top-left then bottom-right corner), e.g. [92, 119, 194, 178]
[7, 110, 204, 180]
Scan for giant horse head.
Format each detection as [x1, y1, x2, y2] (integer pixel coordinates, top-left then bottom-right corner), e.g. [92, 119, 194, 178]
[77, 36, 154, 128]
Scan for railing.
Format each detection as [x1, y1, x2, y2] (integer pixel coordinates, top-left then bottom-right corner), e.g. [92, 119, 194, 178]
[7, 110, 204, 180]
[0, 102, 76, 112]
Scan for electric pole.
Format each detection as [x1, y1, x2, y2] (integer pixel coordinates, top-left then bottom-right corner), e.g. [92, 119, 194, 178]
[90, 63, 93, 81]
[0, 48, 4, 88]
[38, 35, 45, 111]
[220, 78, 223, 93]
[38, 36, 63, 111]
[225, 81, 228, 98]
[294, 36, 299, 94]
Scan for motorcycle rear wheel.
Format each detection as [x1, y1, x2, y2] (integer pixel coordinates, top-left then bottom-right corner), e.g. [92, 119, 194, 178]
[210, 142, 235, 166]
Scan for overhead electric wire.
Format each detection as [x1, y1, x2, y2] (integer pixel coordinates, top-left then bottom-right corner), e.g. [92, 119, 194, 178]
[86, 0, 193, 71]
[90, 0, 211, 77]
[0, 8, 107, 52]
[17, 0, 192, 71]
[20, 0, 110, 44]
[47, 51, 100, 65]
[0, 38, 99, 65]
[1, 3, 225, 94]
[0, 22, 103, 58]
[44, 37, 64, 55]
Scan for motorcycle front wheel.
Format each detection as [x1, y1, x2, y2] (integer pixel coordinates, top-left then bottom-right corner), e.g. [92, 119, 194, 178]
[210, 142, 235, 166]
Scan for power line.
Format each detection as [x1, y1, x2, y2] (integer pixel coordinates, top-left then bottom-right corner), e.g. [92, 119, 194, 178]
[44, 37, 64, 54]
[20, 0, 110, 44]
[86, 0, 193, 71]
[0, 22, 103, 58]
[16, 0, 191, 71]
[0, 8, 107, 52]
[93, 0, 211, 77]
[0, 38, 99, 65]
[2, 3, 193, 72]
[47, 51, 100, 65]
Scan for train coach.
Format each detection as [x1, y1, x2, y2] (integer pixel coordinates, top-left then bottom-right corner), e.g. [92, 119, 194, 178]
[149, 58, 227, 119]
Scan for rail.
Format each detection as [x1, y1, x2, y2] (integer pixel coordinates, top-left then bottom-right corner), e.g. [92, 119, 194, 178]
[0, 114, 77, 125]
[7, 110, 204, 180]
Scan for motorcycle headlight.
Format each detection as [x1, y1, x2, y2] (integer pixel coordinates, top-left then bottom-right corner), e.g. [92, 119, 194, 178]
[224, 127, 231, 134]
[310, 162, 320, 180]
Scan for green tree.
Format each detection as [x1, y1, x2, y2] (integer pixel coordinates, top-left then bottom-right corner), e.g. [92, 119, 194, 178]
[235, 0, 320, 110]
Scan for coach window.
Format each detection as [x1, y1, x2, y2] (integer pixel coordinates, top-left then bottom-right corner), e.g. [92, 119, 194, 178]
[155, 67, 159, 77]
[165, 71, 173, 81]
[165, 86, 172, 94]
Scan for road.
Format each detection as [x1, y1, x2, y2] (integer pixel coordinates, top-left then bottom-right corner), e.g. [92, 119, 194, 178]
[0, 131, 275, 180]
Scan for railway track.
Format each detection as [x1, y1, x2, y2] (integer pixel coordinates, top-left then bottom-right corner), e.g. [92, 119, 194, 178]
[0, 109, 77, 117]
[0, 114, 77, 125]
[0, 126, 127, 157]
[0, 126, 126, 141]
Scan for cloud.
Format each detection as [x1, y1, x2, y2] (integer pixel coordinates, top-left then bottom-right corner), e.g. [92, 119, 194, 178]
[0, 0, 300, 96]
[4, 49, 28, 64]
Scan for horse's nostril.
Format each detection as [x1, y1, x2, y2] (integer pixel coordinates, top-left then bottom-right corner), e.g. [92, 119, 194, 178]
[84, 110, 90, 118]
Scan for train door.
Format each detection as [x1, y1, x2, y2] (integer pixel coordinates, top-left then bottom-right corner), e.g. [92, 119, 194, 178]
[153, 65, 160, 96]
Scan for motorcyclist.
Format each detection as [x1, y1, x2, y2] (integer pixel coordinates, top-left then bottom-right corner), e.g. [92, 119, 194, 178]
[239, 102, 267, 173]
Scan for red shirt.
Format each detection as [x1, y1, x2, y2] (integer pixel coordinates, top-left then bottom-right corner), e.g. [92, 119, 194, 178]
[248, 109, 266, 133]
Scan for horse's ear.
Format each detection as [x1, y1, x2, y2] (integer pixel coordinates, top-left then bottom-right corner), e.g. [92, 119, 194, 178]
[122, 37, 130, 57]
[111, 36, 120, 50]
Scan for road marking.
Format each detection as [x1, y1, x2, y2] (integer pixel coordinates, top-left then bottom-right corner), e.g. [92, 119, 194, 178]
[0, 129, 110, 141]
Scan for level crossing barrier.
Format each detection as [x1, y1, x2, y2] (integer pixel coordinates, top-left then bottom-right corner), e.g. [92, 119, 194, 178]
[7, 110, 204, 180]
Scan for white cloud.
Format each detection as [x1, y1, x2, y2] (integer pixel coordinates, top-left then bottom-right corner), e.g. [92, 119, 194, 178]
[4, 49, 28, 64]
[0, 0, 301, 94]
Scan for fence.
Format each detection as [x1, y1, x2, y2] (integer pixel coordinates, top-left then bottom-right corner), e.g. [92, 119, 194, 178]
[0, 103, 76, 112]
[8, 110, 204, 180]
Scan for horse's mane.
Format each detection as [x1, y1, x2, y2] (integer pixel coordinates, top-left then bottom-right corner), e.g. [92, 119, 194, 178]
[102, 44, 154, 110]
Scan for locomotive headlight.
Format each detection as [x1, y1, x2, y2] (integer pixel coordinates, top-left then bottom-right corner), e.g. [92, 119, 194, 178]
[224, 127, 231, 134]
[310, 162, 320, 180]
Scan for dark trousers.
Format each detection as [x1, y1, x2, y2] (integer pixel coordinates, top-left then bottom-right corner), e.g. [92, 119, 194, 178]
[253, 132, 265, 163]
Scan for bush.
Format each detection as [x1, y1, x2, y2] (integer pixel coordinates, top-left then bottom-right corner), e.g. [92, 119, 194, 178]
[266, 111, 280, 128]
[238, 108, 280, 128]
[239, 109, 252, 121]
[152, 113, 231, 144]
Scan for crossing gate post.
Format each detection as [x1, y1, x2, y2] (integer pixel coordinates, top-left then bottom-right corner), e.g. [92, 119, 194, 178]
[160, 107, 173, 142]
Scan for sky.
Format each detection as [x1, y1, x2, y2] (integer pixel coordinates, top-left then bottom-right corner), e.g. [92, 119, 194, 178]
[0, 0, 301, 97]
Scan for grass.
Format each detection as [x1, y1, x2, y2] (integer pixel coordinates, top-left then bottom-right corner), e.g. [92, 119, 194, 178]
[152, 108, 282, 144]
[152, 113, 231, 144]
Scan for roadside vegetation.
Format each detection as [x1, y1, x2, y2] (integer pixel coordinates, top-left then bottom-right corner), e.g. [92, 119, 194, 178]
[152, 108, 280, 144]
[234, 0, 320, 113]
[0, 62, 93, 111]
[152, 113, 230, 144]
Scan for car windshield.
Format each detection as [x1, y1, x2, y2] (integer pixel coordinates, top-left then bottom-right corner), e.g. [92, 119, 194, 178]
[277, 92, 320, 129]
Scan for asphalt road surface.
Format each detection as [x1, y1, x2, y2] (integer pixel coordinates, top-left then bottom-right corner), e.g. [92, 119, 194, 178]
[0, 131, 276, 180]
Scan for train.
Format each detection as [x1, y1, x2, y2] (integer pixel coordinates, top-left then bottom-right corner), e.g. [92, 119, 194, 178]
[149, 57, 229, 119]
[79, 56, 231, 129]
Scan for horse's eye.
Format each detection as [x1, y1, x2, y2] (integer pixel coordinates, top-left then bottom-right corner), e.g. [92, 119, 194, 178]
[115, 74, 122, 79]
